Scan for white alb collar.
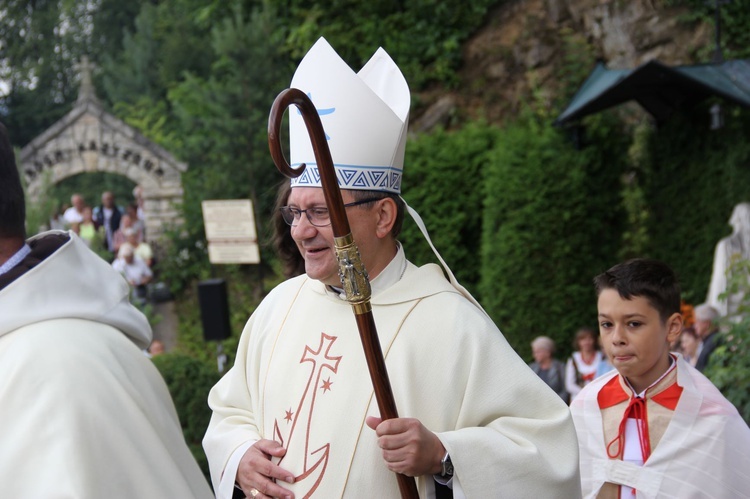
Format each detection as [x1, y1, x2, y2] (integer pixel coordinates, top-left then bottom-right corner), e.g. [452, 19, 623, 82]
[331, 242, 406, 299]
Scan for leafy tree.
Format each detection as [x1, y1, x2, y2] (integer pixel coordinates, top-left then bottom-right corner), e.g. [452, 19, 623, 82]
[667, 0, 750, 60]
[618, 123, 652, 260]
[0, 0, 149, 146]
[89, 0, 145, 60]
[0, 1, 77, 146]
[99, 4, 162, 106]
[100, 0, 224, 107]
[155, 2, 291, 291]
[704, 257, 750, 424]
[281, 0, 499, 89]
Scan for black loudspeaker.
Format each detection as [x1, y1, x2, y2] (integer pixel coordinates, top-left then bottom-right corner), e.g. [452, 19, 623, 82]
[198, 279, 232, 342]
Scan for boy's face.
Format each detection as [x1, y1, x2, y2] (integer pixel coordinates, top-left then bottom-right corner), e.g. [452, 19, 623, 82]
[597, 289, 682, 394]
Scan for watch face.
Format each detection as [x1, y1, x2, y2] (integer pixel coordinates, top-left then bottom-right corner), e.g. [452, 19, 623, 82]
[442, 454, 454, 476]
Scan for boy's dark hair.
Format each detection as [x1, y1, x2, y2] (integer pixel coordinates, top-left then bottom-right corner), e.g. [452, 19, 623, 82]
[0, 122, 26, 239]
[594, 258, 681, 322]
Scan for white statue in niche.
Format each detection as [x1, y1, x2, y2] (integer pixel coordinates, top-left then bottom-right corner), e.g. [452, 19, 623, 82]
[706, 202, 750, 317]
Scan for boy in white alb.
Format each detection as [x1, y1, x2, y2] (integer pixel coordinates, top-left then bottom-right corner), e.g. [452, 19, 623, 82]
[571, 258, 750, 498]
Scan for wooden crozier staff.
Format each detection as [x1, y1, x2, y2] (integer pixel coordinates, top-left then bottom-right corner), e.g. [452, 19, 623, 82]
[268, 88, 420, 499]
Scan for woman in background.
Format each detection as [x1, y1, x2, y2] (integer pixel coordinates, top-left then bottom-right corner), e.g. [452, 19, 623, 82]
[528, 336, 569, 403]
[565, 326, 605, 403]
[78, 206, 103, 250]
[679, 326, 702, 367]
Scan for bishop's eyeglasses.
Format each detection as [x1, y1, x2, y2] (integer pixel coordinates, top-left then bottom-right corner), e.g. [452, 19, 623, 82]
[280, 198, 383, 227]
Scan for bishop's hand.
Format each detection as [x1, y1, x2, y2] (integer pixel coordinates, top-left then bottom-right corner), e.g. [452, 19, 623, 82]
[366, 416, 446, 477]
[236, 439, 296, 499]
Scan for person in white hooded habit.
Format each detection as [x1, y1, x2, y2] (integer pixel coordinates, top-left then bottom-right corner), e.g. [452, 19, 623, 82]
[0, 121, 213, 498]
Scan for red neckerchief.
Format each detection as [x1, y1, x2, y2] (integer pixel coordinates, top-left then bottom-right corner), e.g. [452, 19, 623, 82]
[598, 374, 684, 461]
[598, 371, 683, 496]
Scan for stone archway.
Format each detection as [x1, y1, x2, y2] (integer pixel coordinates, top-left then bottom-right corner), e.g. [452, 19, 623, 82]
[19, 57, 186, 245]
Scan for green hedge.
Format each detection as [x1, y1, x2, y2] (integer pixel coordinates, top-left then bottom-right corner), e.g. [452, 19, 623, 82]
[400, 122, 499, 294]
[479, 110, 627, 359]
[642, 107, 750, 304]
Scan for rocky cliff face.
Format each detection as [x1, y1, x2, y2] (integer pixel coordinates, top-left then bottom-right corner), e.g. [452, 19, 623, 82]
[412, 0, 713, 131]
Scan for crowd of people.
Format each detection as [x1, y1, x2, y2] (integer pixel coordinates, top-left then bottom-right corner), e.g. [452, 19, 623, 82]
[49, 188, 155, 306]
[529, 301, 726, 407]
[54, 189, 146, 253]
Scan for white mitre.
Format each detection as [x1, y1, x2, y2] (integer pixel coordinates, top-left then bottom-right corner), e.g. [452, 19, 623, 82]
[287, 37, 485, 314]
[289, 37, 410, 194]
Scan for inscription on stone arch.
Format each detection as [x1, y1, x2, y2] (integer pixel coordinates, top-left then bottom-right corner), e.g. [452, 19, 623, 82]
[20, 58, 187, 245]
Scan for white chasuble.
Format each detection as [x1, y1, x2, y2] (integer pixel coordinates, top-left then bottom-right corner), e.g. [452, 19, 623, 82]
[205, 261, 582, 498]
[261, 283, 416, 497]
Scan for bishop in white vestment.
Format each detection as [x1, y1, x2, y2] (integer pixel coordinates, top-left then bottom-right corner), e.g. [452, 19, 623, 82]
[204, 37, 581, 499]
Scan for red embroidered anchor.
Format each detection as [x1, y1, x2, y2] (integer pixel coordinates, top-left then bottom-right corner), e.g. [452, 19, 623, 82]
[274, 333, 342, 498]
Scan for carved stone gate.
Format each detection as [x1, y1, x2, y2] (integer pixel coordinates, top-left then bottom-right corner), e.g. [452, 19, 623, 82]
[19, 58, 186, 244]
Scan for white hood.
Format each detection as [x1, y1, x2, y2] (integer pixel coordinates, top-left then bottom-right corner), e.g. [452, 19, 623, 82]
[0, 230, 152, 349]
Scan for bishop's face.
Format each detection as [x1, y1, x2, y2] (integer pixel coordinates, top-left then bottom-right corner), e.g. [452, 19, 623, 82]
[288, 187, 382, 287]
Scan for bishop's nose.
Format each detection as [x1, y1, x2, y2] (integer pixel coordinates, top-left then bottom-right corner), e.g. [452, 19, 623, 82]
[291, 212, 319, 240]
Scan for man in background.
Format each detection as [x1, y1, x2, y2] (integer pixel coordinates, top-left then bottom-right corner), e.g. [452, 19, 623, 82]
[693, 303, 721, 372]
[63, 192, 86, 226]
[93, 190, 122, 253]
[112, 241, 153, 305]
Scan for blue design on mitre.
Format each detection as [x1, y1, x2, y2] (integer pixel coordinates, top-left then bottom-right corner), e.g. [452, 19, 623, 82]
[290, 164, 402, 194]
[288, 37, 409, 194]
[339, 168, 358, 186]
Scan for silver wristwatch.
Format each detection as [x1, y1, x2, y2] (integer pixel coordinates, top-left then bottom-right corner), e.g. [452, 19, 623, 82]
[440, 451, 454, 477]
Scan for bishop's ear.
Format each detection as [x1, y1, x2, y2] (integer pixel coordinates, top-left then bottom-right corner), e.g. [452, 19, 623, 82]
[375, 197, 398, 239]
